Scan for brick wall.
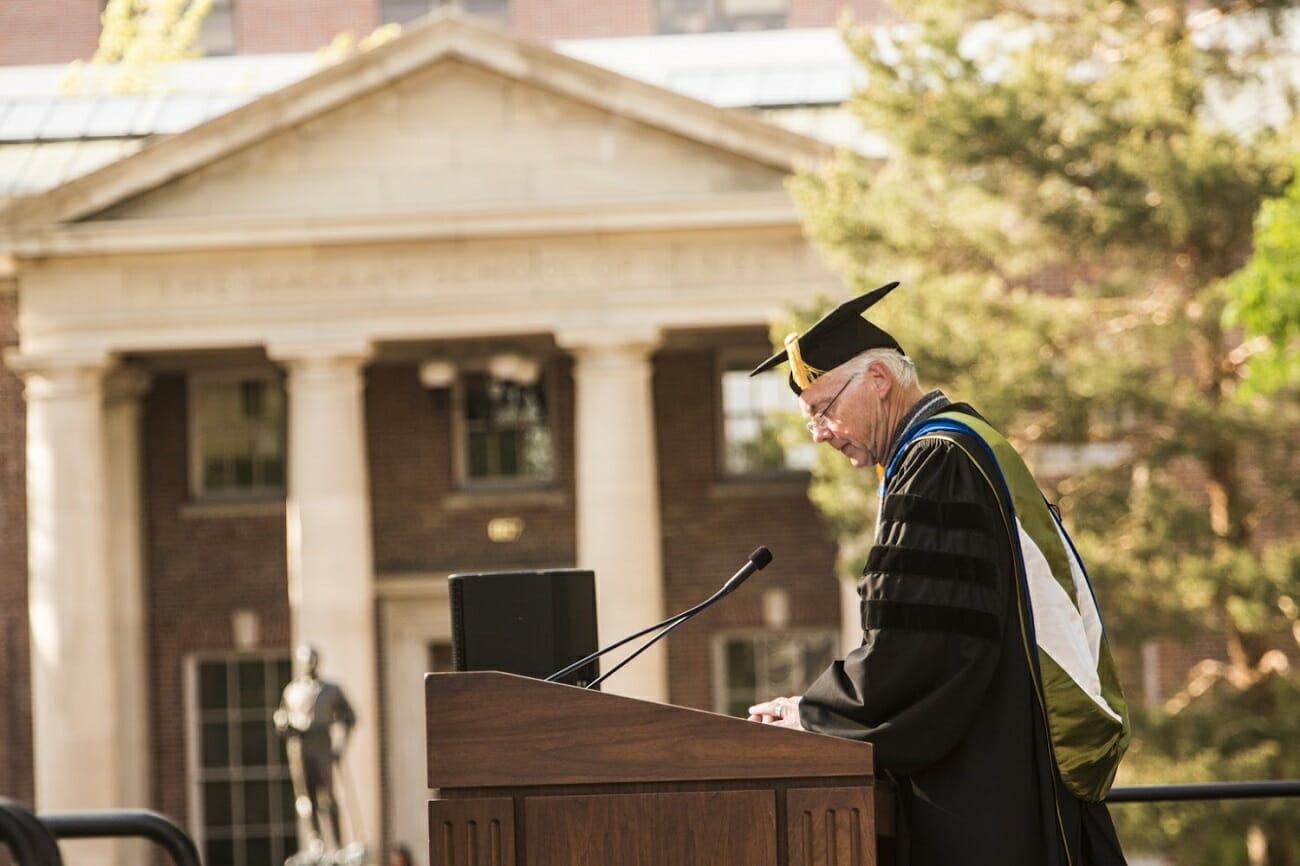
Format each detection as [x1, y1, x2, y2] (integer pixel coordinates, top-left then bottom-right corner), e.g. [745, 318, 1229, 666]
[0, 0, 896, 65]
[236, 0, 377, 54]
[142, 373, 292, 824]
[365, 359, 578, 574]
[510, 0, 653, 41]
[132, 346, 832, 817]
[364, 345, 843, 711]
[654, 342, 841, 711]
[0, 289, 32, 804]
[0, 0, 101, 65]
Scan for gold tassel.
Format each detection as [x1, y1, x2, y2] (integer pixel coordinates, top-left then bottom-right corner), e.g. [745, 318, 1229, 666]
[784, 332, 825, 391]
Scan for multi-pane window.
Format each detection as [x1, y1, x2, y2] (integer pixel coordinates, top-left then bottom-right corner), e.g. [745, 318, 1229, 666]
[379, 0, 507, 25]
[96, 0, 235, 56]
[460, 370, 554, 486]
[198, 0, 237, 56]
[715, 630, 838, 717]
[190, 374, 286, 498]
[720, 361, 814, 475]
[189, 655, 298, 866]
[657, 0, 787, 34]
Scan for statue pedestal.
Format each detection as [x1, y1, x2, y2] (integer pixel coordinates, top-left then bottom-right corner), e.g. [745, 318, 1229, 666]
[285, 841, 367, 866]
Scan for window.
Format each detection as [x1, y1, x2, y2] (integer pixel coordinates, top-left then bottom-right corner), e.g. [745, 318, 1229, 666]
[379, 0, 507, 25]
[96, 0, 236, 56]
[198, 0, 236, 56]
[720, 360, 814, 475]
[657, 0, 786, 34]
[378, 0, 429, 23]
[190, 373, 286, 498]
[715, 630, 838, 717]
[188, 655, 298, 866]
[459, 368, 554, 486]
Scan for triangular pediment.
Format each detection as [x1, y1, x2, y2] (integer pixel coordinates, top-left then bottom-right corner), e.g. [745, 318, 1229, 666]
[4, 12, 828, 230]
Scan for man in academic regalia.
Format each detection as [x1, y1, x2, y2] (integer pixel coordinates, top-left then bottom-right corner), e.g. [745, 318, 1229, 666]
[274, 645, 356, 855]
[747, 283, 1131, 866]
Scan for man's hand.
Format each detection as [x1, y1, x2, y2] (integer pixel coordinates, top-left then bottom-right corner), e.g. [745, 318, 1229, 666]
[747, 696, 804, 730]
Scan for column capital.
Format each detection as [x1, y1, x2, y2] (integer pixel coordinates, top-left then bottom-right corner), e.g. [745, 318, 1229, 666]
[265, 338, 373, 369]
[5, 348, 112, 377]
[104, 364, 154, 404]
[4, 349, 113, 400]
[555, 325, 662, 357]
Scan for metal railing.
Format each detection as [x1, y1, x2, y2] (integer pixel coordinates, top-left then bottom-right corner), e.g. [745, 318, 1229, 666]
[1108, 780, 1300, 803]
[0, 800, 201, 866]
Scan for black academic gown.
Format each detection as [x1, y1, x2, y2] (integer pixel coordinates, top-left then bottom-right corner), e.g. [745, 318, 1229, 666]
[799, 405, 1128, 866]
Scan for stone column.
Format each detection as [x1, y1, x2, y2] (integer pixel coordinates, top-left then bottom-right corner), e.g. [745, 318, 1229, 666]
[558, 328, 666, 703]
[103, 366, 154, 840]
[13, 353, 123, 866]
[271, 343, 381, 852]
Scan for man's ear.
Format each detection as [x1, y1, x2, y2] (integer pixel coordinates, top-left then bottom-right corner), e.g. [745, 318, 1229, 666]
[865, 360, 893, 398]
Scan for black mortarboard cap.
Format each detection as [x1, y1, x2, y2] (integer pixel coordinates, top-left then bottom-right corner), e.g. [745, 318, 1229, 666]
[749, 281, 903, 394]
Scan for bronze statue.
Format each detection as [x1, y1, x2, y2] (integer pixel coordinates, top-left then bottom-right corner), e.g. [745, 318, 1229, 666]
[274, 645, 356, 855]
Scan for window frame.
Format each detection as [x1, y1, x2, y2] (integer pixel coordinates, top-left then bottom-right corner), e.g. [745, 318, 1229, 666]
[198, 0, 238, 56]
[710, 627, 839, 717]
[379, 0, 508, 25]
[715, 349, 815, 480]
[184, 651, 298, 866]
[452, 361, 559, 492]
[187, 368, 287, 502]
[377, 0, 432, 24]
[656, 0, 788, 34]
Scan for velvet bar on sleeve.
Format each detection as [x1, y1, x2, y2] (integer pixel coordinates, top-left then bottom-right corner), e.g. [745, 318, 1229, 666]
[800, 440, 1006, 771]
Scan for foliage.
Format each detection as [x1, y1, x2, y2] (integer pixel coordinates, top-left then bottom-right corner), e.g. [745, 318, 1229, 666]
[314, 23, 404, 70]
[783, 1, 1300, 861]
[1222, 156, 1300, 396]
[1111, 651, 1300, 866]
[63, 0, 214, 94]
[61, 0, 404, 94]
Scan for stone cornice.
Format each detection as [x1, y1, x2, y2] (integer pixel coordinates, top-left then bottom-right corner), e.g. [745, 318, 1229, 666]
[4, 348, 114, 376]
[10, 222, 840, 360]
[2, 192, 804, 258]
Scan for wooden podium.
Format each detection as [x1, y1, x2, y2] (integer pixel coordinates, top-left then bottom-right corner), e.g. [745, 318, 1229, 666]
[426, 672, 893, 866]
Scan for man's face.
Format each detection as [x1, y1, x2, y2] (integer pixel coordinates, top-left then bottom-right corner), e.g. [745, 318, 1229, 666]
[799, 363, 890, 468]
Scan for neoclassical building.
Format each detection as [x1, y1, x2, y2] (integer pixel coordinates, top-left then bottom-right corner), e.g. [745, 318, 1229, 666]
[0, 13, 852, 865]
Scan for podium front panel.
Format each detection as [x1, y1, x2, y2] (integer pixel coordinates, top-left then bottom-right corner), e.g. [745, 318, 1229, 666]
[787, 786, 877, 866]
[524, 790, 778, 866]
[428, 798, 514, 866]
[426, 674, 890, 866]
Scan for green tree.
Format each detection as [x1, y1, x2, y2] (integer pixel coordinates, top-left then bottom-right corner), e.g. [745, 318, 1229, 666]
[63, 0, 215, 93]
[1222, 156, 1300, 396]
[785, 2, 1300, 863]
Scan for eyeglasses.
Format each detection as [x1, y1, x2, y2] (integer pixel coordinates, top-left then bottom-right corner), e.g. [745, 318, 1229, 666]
[805, 374, 856, 434]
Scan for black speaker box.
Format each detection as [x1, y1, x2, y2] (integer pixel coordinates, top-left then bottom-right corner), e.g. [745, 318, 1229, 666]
[448, 568, 600, 687]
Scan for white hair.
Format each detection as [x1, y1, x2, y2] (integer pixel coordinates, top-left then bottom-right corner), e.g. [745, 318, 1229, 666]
[840, 348, 919, 389]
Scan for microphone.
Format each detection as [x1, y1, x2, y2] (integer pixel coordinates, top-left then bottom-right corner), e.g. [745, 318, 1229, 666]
[546, 547, 773, 687]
